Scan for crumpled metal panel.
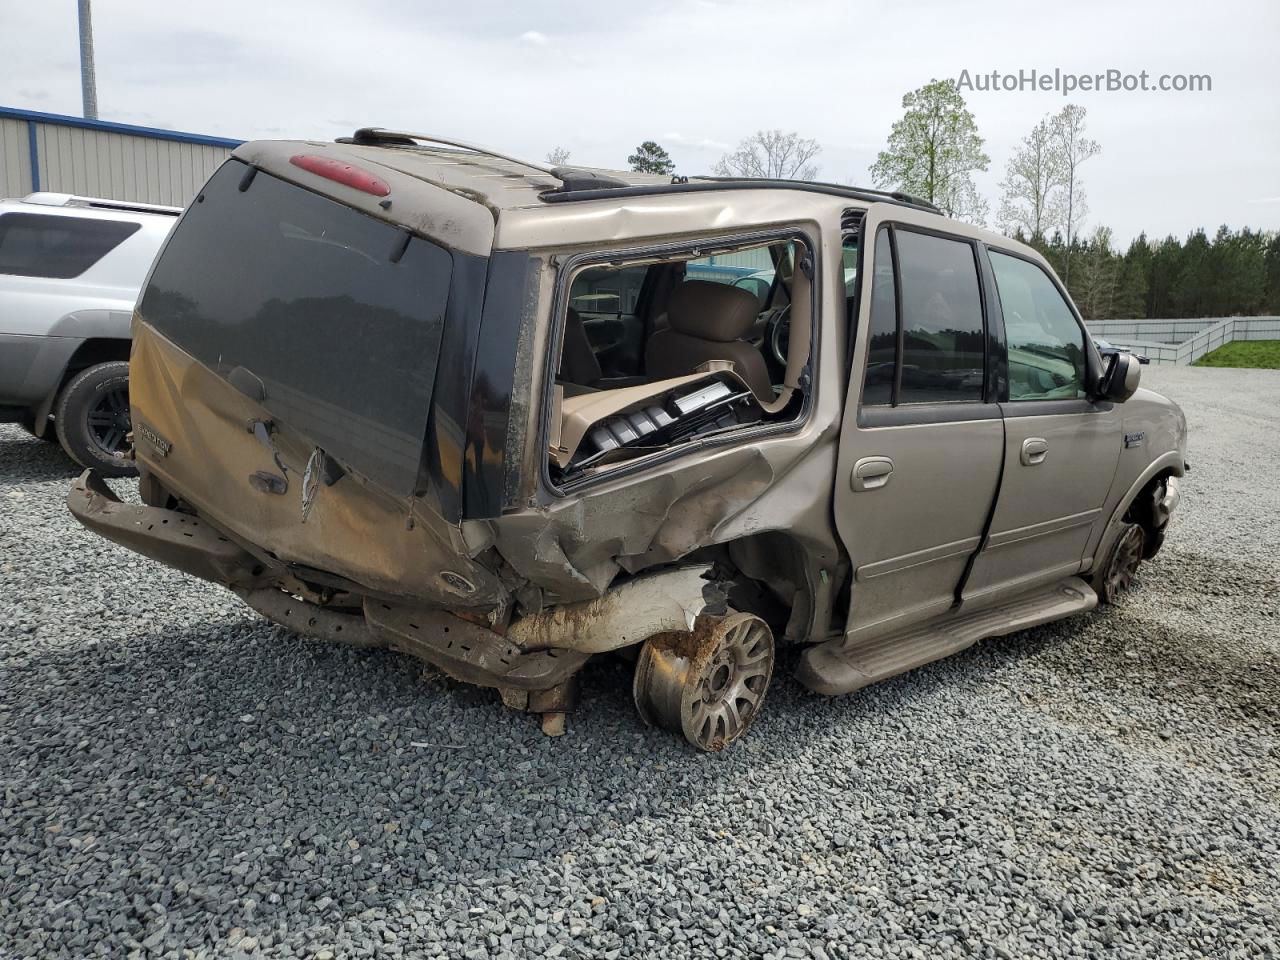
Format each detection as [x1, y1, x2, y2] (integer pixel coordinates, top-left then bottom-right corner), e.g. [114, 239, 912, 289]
[491, 448, 776, 601]
[129, 323, 507, 608]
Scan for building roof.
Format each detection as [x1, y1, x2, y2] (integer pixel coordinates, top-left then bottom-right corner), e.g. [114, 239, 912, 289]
[0, 105, 242, 150]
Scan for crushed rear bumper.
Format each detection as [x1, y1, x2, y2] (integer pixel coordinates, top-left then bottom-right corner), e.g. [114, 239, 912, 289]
[66, 469, 264, 588]
[65, 469, 592, 696]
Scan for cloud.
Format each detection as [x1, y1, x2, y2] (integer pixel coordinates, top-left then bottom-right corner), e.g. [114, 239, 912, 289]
[0, 0, 1275, 241]
[662, 132, 732, 153]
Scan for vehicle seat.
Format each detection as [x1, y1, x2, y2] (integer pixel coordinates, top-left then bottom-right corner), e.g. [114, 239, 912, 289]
[558, 307, 603, 386]
[644, 280, 773, 401]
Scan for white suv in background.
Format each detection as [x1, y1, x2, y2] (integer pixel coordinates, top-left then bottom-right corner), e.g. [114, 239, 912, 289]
[0, 193, 178, 475]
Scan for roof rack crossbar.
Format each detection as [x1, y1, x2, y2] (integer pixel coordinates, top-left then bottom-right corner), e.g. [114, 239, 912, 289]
[336, 129, 634, 192]
[338, 128, 558, 177]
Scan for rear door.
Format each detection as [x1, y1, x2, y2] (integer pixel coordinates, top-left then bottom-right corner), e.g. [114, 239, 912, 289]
[833, 211, 1004, 642]
[962, 247, 1122, 604]
[0, 209, 143, 335]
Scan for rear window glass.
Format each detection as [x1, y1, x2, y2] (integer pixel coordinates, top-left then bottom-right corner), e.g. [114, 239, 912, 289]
[862, 229, 897, 405]
[895, 230, 985, 403]
[0, 212, 140, 278]
[138, 161, 453, 495]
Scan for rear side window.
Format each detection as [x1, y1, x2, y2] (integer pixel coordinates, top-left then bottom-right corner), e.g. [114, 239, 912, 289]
[0, 213, 140, 278]
[861, 229, 897, 405]
[859, 226, 986, 406]
[989, 251, 1087, 400]
[895, 230, 985, 404]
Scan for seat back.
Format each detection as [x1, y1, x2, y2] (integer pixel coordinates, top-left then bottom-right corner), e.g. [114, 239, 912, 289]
[644, 280, 773, 401]
[557, 307, 603, 386]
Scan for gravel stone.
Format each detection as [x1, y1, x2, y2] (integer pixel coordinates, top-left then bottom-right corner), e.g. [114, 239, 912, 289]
[1, 365, 1277, 959]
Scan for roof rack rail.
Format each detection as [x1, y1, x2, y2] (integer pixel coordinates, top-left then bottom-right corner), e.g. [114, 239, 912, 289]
[703, 177, 940, 214]
[22, 192, 182, 216]
[335, 129, 632, 192]
[537, 177, 944, 215]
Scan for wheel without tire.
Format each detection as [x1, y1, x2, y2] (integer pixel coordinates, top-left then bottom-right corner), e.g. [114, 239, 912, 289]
[1096, 522, 1145, 604]
[54, 361, 137, 478]
[633, 611, 774, 752]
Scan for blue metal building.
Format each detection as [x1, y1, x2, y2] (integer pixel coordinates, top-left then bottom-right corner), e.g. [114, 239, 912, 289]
[0, 106, 241, 206]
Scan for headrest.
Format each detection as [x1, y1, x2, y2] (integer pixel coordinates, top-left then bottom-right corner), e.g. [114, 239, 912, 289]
[666, 279, 761, 342]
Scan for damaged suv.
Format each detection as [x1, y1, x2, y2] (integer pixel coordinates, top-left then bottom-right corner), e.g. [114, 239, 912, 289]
[69, 132, 1186, 750]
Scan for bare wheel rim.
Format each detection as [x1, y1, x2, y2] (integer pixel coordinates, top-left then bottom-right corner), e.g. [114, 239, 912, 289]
[632, 611, 775, 752]
[85, 383, 131, 456]
[685, 616, 773, 750]
[1106, 523, 1145, 599]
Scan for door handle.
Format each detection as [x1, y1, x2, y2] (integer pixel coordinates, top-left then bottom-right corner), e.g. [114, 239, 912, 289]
[852, 456, 894, 491]
[1021, 437, 1048, 466]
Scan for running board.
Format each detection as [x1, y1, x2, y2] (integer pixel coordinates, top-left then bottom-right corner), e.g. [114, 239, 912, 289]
[796, 576, 1097, 696]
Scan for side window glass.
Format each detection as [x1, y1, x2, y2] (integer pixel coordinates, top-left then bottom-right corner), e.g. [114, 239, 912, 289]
[894, 230, 985, 403]
[989, 251, 1087, 400]
[0, 213, 140, 279]
[861, 229, 896, 406]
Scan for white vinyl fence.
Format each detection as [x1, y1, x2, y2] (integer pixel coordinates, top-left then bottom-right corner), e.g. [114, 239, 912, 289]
[1085, 316, 1280, 365]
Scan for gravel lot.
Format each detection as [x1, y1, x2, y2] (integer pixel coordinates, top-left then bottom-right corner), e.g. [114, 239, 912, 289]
[2, 365, 1277, 960]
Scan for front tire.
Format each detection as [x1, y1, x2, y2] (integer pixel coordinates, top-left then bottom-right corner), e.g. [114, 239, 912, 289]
[54, 361, 137, 478]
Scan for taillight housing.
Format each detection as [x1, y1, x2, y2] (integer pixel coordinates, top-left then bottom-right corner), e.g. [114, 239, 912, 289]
[289, 154, 391, 197]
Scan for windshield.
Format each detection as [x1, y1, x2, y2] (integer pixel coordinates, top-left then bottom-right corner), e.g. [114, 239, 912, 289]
[138, 160, 453, 495]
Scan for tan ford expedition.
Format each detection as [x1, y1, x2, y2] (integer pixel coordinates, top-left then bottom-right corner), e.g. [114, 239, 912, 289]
[68, 131, 1186, 750]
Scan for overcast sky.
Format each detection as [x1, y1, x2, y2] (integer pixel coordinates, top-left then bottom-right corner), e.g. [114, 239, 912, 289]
[3, 0, 1277, 245]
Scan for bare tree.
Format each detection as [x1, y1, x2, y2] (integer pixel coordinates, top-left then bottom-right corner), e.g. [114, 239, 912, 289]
[1051, 105, 1100, 284]
[998, 116, 1064, 240]
[545, 146, 571, 166]
[939, 178, 990, 227]
[714, 130, 821, 180]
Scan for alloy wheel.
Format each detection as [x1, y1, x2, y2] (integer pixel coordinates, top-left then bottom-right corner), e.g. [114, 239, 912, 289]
[84, 384, 132, 456]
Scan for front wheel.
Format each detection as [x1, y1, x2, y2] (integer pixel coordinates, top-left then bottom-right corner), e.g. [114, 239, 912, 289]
[54, 361, 137, 478]
[1095, 521, 1145, 604]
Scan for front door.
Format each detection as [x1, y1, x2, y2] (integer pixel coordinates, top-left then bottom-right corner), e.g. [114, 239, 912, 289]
[833, 213, 1003, 643]
[963, 248, 1121, 604]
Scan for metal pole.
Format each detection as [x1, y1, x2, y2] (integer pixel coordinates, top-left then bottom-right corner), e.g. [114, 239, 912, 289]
[78, 0, 98, 120]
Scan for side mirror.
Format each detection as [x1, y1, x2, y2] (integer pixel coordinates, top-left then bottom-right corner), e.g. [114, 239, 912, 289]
[1099, 352, 1141, 403]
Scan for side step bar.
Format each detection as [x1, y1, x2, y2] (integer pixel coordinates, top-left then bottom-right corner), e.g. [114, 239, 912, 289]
[796, 576, 1097, 696]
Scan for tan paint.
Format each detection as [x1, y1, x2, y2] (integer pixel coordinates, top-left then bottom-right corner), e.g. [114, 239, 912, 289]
[68, 140, 1187, 723]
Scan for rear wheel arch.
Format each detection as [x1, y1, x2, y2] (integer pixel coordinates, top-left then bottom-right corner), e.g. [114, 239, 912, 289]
[719, 531, 845, 644]
[61, 337, 132, 381]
